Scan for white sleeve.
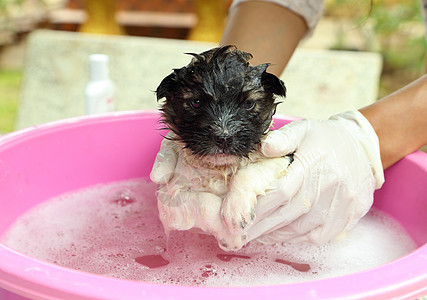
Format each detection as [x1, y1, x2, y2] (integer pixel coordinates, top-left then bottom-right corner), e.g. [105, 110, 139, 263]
[230, 0, 324, 37]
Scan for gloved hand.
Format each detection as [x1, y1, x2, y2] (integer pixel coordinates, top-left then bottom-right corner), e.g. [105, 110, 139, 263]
[246, 111, 385, 245]
[150, 133, 179, 186]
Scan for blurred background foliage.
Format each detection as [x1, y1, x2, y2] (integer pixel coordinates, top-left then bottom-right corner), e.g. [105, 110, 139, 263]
[0, 69, 20, 132]
[0, 0, 426, 133]
[325, 0, 426, 97]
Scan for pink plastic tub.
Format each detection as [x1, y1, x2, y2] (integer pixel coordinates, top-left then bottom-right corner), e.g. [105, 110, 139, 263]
[0, 111, 426, 300]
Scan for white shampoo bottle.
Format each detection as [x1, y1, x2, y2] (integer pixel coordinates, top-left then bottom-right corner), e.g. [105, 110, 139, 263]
[85, 54, 115, 115]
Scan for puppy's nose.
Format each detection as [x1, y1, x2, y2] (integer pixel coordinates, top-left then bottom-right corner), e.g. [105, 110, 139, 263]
[214, 135, 232, 149]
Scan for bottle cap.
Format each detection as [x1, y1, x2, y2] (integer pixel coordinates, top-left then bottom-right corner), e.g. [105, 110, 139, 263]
[89, 54, 109, 81]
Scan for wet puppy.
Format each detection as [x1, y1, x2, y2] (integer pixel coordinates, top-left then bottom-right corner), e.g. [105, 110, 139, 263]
[153, 45, 290, 251]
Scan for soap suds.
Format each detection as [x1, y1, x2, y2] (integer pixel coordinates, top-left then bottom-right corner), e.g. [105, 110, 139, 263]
[1, 178, 417, 286]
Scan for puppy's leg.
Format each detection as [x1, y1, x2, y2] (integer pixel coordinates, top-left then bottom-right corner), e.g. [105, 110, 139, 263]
[157, 187, 247, 251]
[192, 192, 248, 251]
[157, 186, 198, 233]
[222, 156, 291, 235]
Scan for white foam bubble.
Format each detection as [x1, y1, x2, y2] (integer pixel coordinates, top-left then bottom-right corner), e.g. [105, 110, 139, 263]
[1, 178, 417, 286]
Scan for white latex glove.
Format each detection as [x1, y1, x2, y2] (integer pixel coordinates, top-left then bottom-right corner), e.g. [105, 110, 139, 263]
[247, 111, 385, 245]
[150, 133, 179, 185]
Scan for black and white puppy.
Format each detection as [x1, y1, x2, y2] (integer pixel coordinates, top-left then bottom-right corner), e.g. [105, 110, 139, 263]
[154, 45, 291, 251]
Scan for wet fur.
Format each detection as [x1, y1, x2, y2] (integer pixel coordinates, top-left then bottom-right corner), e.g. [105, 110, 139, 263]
[155, 46, 288, 250]
[156, 45, 286, 161]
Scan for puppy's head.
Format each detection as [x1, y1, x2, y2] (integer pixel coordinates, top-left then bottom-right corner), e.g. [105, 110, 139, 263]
[156, 45, 286, 166]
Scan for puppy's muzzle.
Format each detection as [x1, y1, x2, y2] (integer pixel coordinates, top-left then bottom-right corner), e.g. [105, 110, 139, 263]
[213, 134, 234, 153]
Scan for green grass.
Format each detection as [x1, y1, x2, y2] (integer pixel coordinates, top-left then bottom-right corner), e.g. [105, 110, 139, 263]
[0, 69, 21, 133]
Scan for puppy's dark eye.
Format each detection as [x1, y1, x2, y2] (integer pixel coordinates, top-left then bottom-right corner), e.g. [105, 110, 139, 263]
[242, 100, 256, 110]
[190, 99, 201, 109]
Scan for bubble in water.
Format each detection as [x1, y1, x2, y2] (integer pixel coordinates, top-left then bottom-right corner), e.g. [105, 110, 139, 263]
[155, 246, 166, 253]
[200, 264, 218, 278]
[109, 188, 136, 207]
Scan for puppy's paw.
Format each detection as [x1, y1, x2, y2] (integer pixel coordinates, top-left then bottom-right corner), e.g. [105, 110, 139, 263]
[217, 233, 248, 252]
[221, 192, 257, 235]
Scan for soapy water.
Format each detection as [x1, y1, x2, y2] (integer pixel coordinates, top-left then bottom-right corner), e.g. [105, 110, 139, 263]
[1, 178, 417, 286]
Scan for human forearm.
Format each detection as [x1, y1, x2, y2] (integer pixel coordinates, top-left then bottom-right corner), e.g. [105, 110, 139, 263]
[360, 74, 427, 169]
[220, 1, 307, 76]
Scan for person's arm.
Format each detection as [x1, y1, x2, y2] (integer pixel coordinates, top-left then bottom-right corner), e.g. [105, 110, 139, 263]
[222, 1, 427, 169]
[360, 74, 427, 169]
[220, 1, 307, 76]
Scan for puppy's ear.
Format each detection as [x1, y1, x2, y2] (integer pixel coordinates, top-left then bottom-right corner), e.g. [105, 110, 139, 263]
[156, 70, 178, 101]
[261, 72, 287, 97]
